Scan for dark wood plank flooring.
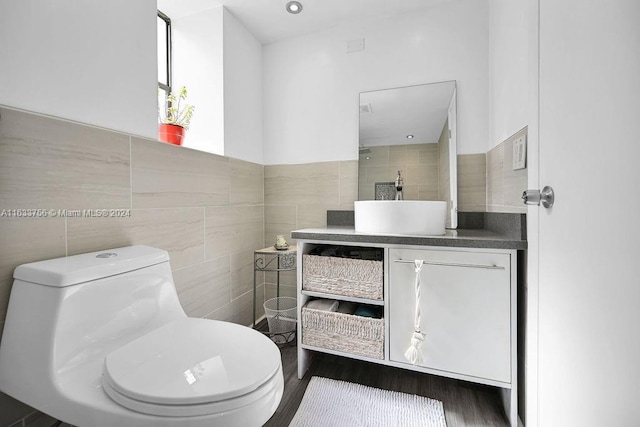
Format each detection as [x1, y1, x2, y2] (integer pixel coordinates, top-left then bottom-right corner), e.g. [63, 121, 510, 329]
[264, 344, 509, 427]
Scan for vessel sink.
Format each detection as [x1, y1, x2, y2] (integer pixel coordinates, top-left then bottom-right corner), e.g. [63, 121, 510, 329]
[354, 200, 447, 236]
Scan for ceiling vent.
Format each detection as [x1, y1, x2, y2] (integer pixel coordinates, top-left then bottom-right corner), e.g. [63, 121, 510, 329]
[359, 103, 372, 114]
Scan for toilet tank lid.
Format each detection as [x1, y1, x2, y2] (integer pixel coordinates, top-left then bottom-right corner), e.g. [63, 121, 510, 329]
[13, 245, 170, 287]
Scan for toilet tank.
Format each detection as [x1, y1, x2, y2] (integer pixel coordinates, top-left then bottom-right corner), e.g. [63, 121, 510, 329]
[0, 246, 186, 391]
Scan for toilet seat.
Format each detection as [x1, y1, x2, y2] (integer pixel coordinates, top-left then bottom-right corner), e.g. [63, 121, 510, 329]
[102, 318, 282, 417]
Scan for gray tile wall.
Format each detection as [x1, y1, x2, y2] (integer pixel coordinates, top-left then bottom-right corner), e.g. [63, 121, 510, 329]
[0, 107, 265, 426]
[457, 127, 528, 214]
[263, 160, 358, 299]
[358, 143, 439, 201]
[487, 127, 528, 213]
[457, 153, 487, 212]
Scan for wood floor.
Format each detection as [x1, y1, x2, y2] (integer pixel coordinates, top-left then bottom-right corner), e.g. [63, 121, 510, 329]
[265, 344, 510, 427]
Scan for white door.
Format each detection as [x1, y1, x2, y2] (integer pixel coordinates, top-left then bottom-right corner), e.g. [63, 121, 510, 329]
[530, 1, 640, 425]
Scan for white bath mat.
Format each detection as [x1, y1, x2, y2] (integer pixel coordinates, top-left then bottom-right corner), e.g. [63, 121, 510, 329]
[288, 376, 447, 427]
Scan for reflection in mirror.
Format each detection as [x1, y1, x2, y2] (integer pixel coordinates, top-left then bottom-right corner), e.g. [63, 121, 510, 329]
[358, 81, 457, 228]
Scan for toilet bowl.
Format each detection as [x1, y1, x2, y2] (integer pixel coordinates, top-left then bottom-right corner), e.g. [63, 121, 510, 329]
[0, 245, 283, 427]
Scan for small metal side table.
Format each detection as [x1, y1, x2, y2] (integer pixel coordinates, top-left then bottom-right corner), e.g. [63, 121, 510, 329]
[253, 245, 297, 340]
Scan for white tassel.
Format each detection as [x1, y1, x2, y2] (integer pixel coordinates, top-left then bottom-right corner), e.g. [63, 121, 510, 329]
[404, 260, 425, 365]
[404, 331, 425, 364]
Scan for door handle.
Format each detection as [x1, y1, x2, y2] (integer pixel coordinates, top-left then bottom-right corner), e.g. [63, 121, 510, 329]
[522, 186, 554, 208]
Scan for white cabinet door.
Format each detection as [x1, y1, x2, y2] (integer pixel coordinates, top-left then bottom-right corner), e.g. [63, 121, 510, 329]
[389, 248, 511, 383]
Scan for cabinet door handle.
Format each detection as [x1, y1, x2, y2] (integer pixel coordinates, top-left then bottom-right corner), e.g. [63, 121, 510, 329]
[393, 259, 505, 270]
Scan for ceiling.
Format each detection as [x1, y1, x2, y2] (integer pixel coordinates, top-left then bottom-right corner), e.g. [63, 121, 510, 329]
[157, 0, 453, 44]
[359, 81, 455, 147]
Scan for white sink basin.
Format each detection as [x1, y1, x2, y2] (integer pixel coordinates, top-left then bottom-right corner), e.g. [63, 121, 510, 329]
[354, 200, 447, 236]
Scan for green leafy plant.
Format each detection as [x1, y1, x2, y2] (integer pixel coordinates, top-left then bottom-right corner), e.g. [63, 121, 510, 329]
[159, 86, 195, 129]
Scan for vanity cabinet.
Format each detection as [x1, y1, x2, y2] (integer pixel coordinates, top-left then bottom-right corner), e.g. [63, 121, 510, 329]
[294, 234, 520, 427]
[388, 248, 511, 383]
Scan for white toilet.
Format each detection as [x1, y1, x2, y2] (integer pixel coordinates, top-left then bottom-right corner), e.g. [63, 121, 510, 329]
[0, 245, 284, 426]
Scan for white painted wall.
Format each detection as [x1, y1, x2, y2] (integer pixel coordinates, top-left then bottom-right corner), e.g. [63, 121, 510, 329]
[488, 0, 530, 149]
[0, 0, 157, 139]
[171, 7, 262, 162]
[262, 0, 489, 165]
[172, 7, 225, 155]
[222, 9, 263, 164]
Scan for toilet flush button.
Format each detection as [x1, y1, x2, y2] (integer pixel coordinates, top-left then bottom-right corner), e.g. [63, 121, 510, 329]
[96, 252, 118, 258]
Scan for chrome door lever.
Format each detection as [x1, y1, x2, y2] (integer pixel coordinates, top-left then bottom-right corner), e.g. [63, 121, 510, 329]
[522, 186, 554, 208]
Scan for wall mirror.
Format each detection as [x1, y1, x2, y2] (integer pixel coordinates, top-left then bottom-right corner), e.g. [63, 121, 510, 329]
[358, 81, 457, 228]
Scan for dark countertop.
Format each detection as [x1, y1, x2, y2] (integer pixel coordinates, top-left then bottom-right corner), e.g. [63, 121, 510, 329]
[291, 226, 527, 250]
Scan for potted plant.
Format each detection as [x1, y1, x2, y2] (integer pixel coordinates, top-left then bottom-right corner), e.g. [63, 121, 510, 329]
[158, 86, 195, 145]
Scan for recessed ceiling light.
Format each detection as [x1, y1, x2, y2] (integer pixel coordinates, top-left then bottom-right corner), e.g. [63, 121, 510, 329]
[286, 1, 303, 14]
[406, 135, 414, 139]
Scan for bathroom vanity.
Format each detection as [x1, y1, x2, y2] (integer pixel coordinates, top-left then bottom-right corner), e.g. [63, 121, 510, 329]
[292, 222, 526, 427]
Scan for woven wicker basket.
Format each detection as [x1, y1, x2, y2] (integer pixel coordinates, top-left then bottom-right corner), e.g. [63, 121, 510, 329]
[302, 307, 384, 360]
[302, 255, 383, 300]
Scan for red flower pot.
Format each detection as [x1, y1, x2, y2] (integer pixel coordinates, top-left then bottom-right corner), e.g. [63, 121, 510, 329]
[158, 123, 185, 146]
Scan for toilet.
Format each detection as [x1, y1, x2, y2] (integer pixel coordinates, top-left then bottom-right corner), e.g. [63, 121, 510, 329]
[0, 245, 284, 427]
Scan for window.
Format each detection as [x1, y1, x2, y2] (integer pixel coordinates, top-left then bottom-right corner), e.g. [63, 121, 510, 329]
[157, 11, 172, 114]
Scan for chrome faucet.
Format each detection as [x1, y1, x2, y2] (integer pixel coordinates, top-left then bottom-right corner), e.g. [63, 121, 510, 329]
[395, 170, 404, 200]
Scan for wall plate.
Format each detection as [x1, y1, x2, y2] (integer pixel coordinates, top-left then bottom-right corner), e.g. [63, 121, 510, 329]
[513, 135, 527, 170]
[347, 38, 365, 53]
